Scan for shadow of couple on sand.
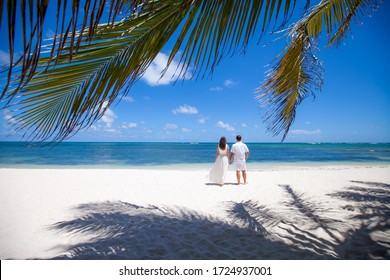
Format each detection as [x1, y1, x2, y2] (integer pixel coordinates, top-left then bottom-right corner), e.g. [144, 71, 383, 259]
[205, 182, 238, 186]
[50, 181, 390, 260]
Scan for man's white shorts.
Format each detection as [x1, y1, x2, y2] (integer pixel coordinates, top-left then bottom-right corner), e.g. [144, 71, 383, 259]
[234, 159, 246, 171]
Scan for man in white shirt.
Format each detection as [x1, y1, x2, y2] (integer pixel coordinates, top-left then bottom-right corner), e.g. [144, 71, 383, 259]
[229, 135, 249, 185]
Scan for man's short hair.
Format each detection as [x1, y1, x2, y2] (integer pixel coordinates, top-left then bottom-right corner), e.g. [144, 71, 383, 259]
[236, 135, 242, 141]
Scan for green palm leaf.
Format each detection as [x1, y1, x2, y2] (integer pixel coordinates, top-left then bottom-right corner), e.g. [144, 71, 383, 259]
[168, 0, 297, 79]
[257, 32, 324, 141]
[0, 0, 381, 142]
[13, 1, 192, 141]
[257, 0, 380, 140]
[3, 0, 297, 141]
[1, 0, 134, 99]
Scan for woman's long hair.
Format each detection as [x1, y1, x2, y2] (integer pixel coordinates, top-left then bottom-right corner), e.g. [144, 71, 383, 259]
[219, 136, 227, 150]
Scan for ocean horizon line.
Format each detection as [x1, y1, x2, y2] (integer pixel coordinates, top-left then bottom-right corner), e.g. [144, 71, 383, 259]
[0, 140, 389, 144]
[1, 142, 389, 168]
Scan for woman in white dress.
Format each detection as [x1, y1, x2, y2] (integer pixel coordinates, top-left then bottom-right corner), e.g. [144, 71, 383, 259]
[208, 136, 230, 186]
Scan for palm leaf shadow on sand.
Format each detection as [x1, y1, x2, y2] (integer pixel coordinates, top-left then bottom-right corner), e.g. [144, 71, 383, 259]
[274, 185, 345, 258]
[50, 181, 389, 260]
[275, 182, 390, 259]
[51, 201, 322, 260]
[329, 181, 390, 259]
[225, 200, 279, 236]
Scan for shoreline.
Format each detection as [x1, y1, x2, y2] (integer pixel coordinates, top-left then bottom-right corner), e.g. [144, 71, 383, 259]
[1, 166, 389, 259]
[0, 161, 389, 171]
[1, 142, 389, 170]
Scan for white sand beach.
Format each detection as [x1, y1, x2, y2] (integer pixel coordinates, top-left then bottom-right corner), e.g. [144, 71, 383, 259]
[0, 165, 389, 260]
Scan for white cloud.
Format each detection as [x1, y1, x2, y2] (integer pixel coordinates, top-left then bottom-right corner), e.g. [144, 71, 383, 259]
[242, 123, 247, 128]
[290, 129, 321, 135]
[121, 95, 135, 103]
[98, 102, 117, 129]
[198, 117, 207, 124]
[305, 121, 311, 125]
[0, 50, 10, 66]
[4, 114, 17, 125]
[216, 121, 235, 131]
[99, 109, 116, 128]
[0, 50, 24, 67]
[141, 52, 191, 86]
[209, 86, 223, 91]
[182, 128, 192, 133]
[165, 123, 178, 130]
[44, 28, 55, 39]
[2, 109, 19, 130]
[139, 121, 153, 133]
[121, 122, 137, 129]
[223, 79, 237, 87]
[89, 125, 98, 131]
[4, 114, 13, 121]
[209, 79, 238, 92]
[172, 104, 198, 115]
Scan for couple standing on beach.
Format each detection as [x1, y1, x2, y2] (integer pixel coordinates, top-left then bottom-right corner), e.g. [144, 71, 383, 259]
[208, 135, 250, 186]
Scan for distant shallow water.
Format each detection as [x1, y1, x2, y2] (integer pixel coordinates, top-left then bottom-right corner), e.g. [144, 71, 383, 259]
[0, 142, 389, 169]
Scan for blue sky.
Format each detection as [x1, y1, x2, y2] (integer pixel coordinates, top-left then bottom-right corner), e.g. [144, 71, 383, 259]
[0, 1, 389, 143]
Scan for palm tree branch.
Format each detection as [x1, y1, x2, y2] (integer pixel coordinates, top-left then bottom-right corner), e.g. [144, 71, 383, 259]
[169, 0, 297, 80]
[1, 0, 140, 99]
[4, 0, 299, 141]
[258, 0, 379, 140]
[11, 1, 194, 141]
[257, 32, 324, 140]
[326, 0, 378, 46]
[2, 0, 380, 142]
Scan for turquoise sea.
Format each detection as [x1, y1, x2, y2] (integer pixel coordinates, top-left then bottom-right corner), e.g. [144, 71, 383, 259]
[0, 142, 389, 169]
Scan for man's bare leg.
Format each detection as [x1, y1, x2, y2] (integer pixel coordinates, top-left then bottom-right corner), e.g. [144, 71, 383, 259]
[236, 171, 241, 185]
[242, 170, 247, 185]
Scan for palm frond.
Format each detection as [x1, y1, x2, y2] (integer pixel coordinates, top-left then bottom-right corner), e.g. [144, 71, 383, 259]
[258, 0, 380, 140]
[3, 0, 298, 142]
[326, 0, 380, 47]
[12, 1, 192, 141]
[1, 0, 135, 99]
[1, 0, 381, 142]
[257, 31, 324, 141]
[169, 0, 297, 79]
[304, 0, 380, 44]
